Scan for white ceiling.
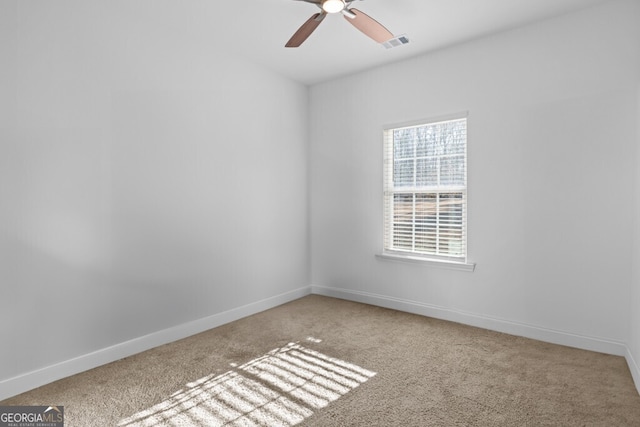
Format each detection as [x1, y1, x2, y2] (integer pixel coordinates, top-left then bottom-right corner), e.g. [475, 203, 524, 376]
[225, 0, 609, 85]
[12, 0, 608, 86]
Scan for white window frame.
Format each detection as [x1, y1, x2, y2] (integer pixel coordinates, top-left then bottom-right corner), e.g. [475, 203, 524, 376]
[378, 114, 475, 271]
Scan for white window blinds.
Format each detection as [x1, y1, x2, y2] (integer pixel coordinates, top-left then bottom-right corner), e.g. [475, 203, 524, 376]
[383, 117, 467, 261]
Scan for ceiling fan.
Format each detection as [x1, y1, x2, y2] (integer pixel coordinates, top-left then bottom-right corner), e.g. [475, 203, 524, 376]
[286, 0, 395, 48]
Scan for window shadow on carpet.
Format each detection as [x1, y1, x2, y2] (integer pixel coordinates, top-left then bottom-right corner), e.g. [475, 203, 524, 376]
[118, 339, 376, 426]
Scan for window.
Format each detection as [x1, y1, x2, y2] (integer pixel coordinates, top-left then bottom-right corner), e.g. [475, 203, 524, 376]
[383, 116, 468, 264]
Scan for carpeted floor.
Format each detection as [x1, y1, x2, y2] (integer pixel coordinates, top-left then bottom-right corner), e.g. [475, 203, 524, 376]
[3, 295, 640, 426]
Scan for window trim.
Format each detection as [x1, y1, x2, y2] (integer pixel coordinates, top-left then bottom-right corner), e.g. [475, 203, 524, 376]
[379, 112, 474, 270]
[375, 252, 476, 271]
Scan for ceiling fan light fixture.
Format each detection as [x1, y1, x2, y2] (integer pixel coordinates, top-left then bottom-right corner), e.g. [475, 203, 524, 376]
[322, 0, 345, 14]
[286, 1, 396, 48]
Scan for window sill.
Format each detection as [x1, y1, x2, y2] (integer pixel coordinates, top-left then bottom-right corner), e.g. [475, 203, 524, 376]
[375, 253, 476, 272]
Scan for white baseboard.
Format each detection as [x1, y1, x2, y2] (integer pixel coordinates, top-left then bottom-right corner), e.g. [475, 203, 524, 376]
[4, 284, 638, 401]
[312, 285, 640, 395]
[311, 285, 628, 357]
[627, 346, 640, 394]
[0, 286, 312, 402]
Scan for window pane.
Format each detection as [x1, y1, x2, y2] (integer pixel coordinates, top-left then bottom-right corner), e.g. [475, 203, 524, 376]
[415, 194, 437, 253]
[441, 121, 466, 156]
[440, 155, 465, 186]
[416, 158, 437, 186]
[416, 126, 435, 158]
[393, 193, 414, 250]
[393, 129, 415, 159]
[394, 159, 414, 187]
[439, 193, 464, 256]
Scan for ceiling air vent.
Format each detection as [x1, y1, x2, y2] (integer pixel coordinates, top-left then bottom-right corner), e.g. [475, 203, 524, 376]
[382, 35, 410, 49]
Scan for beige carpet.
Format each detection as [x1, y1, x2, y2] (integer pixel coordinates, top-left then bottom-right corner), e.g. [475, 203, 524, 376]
[3, 295, 640, 426]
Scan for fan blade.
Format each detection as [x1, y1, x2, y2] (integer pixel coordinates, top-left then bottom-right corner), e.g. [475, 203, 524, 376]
[344, 8, 393, 43]
[286, 13, 326, 47]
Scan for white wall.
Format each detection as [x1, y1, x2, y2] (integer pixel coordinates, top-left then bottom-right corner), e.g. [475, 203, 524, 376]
[310, 0, 640, 353]
[3, 0, 640, 401]
[0, 0, 309, 392]
[631, 84, 640, 388]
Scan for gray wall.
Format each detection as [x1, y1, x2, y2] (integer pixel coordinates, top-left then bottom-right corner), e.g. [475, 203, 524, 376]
[2, 0, 640, 399]
[309, 0, 640, 350]
[632, 83, 640, 388]
[0, 1, 309, 383]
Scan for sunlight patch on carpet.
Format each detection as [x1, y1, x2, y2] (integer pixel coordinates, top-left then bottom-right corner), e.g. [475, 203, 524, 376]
[118, 342, 376, 427]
